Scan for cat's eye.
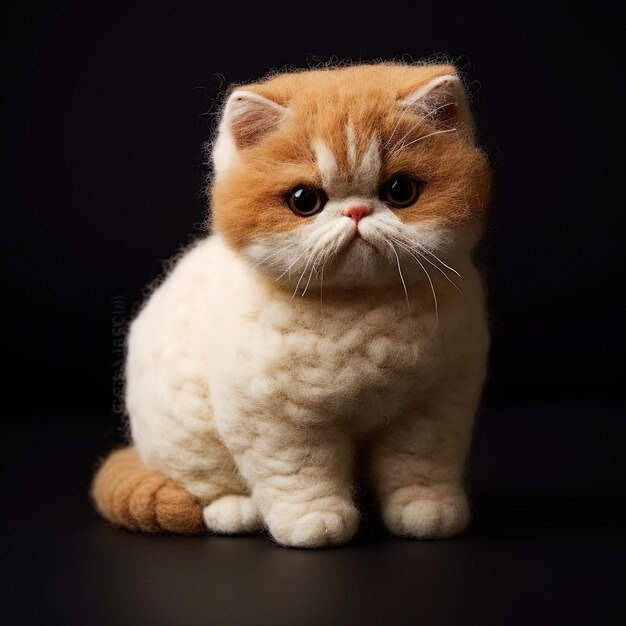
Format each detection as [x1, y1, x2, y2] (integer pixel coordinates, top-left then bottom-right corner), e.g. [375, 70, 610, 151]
[379, 175, 420, 208]
[287, 186, 328, 217]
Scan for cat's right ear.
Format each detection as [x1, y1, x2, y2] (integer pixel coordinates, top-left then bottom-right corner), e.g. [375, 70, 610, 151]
[212, 90, 288, 176]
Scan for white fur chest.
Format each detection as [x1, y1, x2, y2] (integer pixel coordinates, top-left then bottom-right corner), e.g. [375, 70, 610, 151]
[207, 239, 444, 434]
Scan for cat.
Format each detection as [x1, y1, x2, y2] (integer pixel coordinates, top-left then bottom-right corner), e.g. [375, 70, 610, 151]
[92, 62, 491, 548]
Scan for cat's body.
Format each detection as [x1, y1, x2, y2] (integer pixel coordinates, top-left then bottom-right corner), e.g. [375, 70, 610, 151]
[93, 62, 491, 547]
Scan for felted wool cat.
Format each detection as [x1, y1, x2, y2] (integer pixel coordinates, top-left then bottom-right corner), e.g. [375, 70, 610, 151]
[92, 62, 491, 548]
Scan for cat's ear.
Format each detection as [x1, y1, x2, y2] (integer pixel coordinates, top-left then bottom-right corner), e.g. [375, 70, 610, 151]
[222, 90, 288, 149]
[400, 73, 474, 136]
[212, 90, 288, 177]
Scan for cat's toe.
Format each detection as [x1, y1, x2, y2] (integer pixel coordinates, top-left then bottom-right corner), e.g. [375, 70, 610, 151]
[267, 500, 359, 548]
[203, 495, 263, 534]
[382, 486, 469, 539]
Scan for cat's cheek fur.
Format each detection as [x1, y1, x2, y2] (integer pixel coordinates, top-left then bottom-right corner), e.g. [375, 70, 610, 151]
[239, 214, 472, 290]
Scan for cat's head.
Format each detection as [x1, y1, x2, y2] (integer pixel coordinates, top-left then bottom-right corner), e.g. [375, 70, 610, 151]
[210, 63, 490, 291]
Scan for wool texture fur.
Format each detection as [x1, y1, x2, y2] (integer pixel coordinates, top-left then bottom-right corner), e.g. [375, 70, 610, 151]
[92, 62, 491, 548]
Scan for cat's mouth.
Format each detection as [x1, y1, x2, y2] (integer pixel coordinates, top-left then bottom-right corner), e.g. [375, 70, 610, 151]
[351, 231, 377, 252]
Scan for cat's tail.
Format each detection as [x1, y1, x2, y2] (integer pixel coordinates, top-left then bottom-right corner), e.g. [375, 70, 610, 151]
[91, 447, 205, 535]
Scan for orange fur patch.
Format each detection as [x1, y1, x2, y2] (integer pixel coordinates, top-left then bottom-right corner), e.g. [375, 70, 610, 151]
[91, 447, 204, 535]
[211, 63, 490, 250]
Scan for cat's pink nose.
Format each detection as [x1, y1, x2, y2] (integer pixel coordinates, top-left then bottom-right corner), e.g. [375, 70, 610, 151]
[342, 204, 370, 223]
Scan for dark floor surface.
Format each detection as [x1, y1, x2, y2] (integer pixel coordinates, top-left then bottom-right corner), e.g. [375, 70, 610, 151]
[2, 400, 625, 626]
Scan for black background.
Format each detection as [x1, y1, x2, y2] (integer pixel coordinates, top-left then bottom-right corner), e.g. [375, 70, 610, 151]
[2, 2, 624, 625]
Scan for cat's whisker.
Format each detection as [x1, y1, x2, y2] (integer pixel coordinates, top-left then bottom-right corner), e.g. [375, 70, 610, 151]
[292, 236, 329, 298]
[319, 261, 324, 314]
[387, 120, 424, 155]
[302, 248, 326, 297]
[391, 128, 457, 156]
[387, 105, 453, 155]
[387, 102, 457, 153]
[309, 232, 344, 293]
[329, 233, 348, 262]
[387, 240, 411, 312]
[413, 251, 438, 324]
[292, 250, 314, 299]
[422, 259, 439, 324]
[385, 236, 438, 321]
[417, 245, 461, 277]
[383, 100, 415, 150]
[422, 101, 459, 121]
[277, 248, 308, 280]
[250, 242, 300, 270]
[390, 236, 462, 294]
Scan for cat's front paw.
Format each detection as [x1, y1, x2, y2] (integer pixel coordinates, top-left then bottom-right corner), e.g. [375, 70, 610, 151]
[203, 495, 264, 535]
[382, 485, 470, 539]
[266, 498, 359, 548]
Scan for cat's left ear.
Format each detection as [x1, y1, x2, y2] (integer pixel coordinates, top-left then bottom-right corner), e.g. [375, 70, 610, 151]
[222, 90, 288, 149]
[212, 90, 288, 177]
[400, 73, 475, 137]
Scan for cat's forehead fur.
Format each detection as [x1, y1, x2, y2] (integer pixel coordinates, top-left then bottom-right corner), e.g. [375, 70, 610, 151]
[231, 63, 464, 172]
[211, 63, 489, 251]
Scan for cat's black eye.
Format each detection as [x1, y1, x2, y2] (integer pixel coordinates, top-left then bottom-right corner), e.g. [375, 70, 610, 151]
[287, 186, 328, 217]
[379, 175, 420, 209]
